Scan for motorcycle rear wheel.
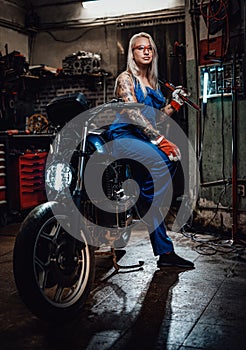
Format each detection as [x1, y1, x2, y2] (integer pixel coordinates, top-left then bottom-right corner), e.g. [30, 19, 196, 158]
[13, 201, 95, 323]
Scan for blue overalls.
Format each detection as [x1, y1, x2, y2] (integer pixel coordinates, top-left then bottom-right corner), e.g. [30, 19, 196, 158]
[104, 81, 177, 255]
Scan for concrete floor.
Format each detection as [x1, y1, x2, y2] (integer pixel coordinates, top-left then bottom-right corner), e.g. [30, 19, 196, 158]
[0, 220, 246, 350]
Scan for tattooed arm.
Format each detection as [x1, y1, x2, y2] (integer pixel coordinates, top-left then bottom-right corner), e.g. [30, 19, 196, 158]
[115, 72, 176, 141]
[115, 71, 137, 103]
[115, 72, 160, 141]
[115, 72, 181, 161]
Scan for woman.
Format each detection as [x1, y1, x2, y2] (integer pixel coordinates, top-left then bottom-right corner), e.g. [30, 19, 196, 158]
[106, 32, 194, 268]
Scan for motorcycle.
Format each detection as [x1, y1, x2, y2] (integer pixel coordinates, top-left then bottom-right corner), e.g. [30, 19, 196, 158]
[13, 93, 144, 322]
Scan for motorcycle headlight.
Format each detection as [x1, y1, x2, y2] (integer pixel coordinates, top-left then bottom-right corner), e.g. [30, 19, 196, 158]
[46, 162, 73, 192]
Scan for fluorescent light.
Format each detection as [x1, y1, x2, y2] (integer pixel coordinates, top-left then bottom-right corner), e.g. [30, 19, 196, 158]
[81, 1, 97, 7]
[203, 71, 209, 104]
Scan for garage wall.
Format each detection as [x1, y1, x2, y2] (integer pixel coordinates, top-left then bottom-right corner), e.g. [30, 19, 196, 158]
[0, 0, 29, 58]
[0, 27, 28, 59]
[31, 25, 118, 77]
[30, 0, 184, 76]
[185, 0, 246, 233]
[1, 0, 246, 234]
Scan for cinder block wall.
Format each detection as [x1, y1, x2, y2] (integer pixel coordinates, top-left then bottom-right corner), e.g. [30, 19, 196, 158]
[33, 76, 115, 116]
[30, 75, 116, 131]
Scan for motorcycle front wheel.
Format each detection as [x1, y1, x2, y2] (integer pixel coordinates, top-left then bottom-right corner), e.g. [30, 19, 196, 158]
[13, 201, 95, 323]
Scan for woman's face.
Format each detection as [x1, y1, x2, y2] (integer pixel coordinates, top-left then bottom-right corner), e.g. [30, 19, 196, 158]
[132, 36, 153, 67]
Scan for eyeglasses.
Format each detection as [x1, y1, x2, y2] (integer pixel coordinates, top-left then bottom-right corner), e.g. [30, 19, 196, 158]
[133, 45, 153, 52]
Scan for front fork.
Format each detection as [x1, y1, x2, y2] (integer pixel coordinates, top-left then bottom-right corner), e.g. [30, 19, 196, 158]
[75, 121, 88, 193]
[70, 121, 89, 254]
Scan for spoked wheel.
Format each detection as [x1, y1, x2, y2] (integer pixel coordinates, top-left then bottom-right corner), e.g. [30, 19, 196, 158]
[13, 202, 95, 323]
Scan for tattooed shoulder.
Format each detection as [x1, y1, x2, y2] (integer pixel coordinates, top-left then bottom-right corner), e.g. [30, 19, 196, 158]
[117, 72, 133, 87]
[116, 72, 135, 102]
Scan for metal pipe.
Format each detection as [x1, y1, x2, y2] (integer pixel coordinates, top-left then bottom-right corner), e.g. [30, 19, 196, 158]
[231, 54, 238, 243]
[201, 179, 231, 187]
[197, 205, 229, 212]
[197, 206, 246, 213]
[161, 80, 201, 111]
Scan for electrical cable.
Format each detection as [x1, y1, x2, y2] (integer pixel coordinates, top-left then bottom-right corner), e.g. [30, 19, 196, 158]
[220, 63, 227, 195]
[205, 185, 228, 225]
[43, 26, 98, 43]
[200, 0, 230, 59]
[200, 0, 229, 22]
[180, 226, 246, 257]
[196, 68, 232, 231]
[198, 98, 206, 165]
[198, 75, 230, 225]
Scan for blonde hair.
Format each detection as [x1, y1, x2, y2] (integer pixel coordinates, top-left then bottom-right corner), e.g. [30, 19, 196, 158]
[126, 32, 159, 96]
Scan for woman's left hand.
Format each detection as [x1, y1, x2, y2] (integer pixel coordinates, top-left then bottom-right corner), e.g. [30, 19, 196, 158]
[152, 136, 181, 161]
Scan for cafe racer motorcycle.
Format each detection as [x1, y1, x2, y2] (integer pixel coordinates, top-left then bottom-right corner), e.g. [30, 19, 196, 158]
[13, 93, 144, 322]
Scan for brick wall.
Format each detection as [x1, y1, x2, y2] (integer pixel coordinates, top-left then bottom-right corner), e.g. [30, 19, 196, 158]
[33, 74, 116, 128]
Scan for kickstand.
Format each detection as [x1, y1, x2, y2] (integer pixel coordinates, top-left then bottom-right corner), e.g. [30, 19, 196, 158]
[95, 247, 144, 272]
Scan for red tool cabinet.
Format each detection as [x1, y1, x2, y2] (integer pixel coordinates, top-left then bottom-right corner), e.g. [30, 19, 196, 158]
[0, 134, 51, 225]
[0, 143, 7, 206]
[10, 151, 48, 210]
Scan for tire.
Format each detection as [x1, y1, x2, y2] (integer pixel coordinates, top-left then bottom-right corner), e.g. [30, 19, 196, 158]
[13, 201, 95, 323]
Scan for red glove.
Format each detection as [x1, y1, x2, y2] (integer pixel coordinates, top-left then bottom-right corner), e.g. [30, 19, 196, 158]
[152, 136, 181, 161]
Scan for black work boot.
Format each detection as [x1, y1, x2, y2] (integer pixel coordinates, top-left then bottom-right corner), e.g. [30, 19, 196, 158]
[157, 251, 194, 268]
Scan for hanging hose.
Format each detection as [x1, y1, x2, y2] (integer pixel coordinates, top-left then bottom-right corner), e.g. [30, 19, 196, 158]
[200, 0, 230, 59]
